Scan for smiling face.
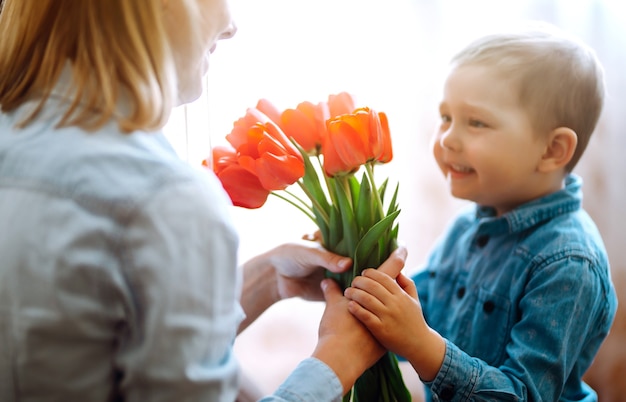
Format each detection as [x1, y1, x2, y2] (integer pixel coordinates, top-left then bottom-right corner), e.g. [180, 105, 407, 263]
[432, 64, 554, 215]
[164, 0, 236, 105]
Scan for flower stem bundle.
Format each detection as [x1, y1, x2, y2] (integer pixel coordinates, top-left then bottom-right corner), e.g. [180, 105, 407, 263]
[206, 92, 410, 402]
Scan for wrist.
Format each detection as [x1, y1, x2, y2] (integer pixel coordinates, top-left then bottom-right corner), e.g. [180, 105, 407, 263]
[406, 328, 446, 382]
[238, 253, 281, 333]
[311, 340, 363, 395]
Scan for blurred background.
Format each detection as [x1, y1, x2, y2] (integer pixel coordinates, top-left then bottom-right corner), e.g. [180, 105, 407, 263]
[163, 0, 626, 399]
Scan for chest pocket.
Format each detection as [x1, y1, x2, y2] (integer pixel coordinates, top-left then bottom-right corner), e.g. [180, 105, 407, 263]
[464, 287, 512, 365]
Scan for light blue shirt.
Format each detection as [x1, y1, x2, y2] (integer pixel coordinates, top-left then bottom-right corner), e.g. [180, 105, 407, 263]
[411, 175, 618, 401]
[0, 81, 342, 401]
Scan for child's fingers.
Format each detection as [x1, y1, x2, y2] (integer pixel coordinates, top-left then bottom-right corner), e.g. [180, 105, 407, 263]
[361, 268, 402, 294]
[396, 273, 418, 298]
[344, 284, 386, 314]
[347, 299, 382, 330]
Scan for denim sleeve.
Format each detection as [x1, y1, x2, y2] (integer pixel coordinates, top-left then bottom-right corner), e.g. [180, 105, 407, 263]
[117, 174, 244, 402]
[259, 358, 343, 402]
[423, 256, 616, 401]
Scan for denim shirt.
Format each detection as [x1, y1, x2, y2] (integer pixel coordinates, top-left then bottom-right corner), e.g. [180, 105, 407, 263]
[412, 175, 617, 401]
[0, 81, 342, 401]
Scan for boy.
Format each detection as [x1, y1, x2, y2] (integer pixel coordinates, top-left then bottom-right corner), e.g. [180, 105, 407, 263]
[345, 22, 618, 401]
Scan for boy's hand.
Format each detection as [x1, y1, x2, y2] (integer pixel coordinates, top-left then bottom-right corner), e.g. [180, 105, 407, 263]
[345, 269, 422, 356]
[345, 268, 446, 382]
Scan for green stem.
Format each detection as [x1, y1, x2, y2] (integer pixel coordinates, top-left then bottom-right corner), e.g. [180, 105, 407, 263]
[365, 162, 385, 218]
[270, 191, 316, 224]
[316, 154, 338, 206]
[296, 180, 330, 226]
[282, 188, 314, 214]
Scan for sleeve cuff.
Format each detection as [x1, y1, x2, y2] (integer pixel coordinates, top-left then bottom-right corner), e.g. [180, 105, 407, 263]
[265, 357, 343, 402]
[423, 339, 480, 401]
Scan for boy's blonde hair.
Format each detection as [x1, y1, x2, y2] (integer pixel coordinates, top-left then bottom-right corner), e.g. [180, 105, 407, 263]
[451, 22, 605, 172]
[0, 0, 202, 133]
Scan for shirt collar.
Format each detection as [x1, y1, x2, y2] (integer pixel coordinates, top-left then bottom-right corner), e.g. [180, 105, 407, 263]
[474, 174, 583, 235]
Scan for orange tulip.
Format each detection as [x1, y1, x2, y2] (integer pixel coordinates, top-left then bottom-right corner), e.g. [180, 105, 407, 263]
[209, 145, 270, 209]
[280, 101, 329, 153]
[376, 111, 393, 163]
[322, 107, 392, 177]
[327, 91, 357, 117]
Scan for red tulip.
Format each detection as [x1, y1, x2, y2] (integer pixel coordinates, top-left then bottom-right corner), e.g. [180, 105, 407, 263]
[209, 145, 270, 209]
[227, 120, 304, 191]
[255, 98, 283, 125]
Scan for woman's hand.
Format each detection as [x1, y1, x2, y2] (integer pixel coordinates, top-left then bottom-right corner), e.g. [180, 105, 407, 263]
[269, 239, 352, 301]
[312, 278, 385, 395]
[238, 238, 351, 333]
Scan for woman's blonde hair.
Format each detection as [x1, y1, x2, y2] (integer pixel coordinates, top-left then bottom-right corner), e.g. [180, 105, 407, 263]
[451, 22, 605, 172]
[0, 0, 198, 133]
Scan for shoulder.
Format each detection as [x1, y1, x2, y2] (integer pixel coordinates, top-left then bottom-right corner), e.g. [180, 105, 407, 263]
[3, 111, 231, 221]
[522, 208, 608, 272]
[521, 209, 616, 318]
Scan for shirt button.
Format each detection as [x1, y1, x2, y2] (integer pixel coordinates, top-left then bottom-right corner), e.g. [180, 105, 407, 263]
[476, 235, 489, 248]
[456, 287, 465, 299]
[439, 386, 455, 400]
[483, 300, 496, 313]
[429, 271, 436, 278]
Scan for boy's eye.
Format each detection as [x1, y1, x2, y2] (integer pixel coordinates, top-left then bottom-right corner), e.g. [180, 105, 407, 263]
[469, 119, 487, 128]
[441, 114, 451, 123]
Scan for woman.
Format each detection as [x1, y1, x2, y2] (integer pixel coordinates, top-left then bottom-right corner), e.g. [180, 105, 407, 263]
[0, 1, 404, 400]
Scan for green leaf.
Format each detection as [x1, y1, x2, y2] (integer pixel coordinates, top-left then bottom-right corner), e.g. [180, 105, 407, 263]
[355, 174, 374, 237]
[348, 174, 361, 208]
[328, 205, 341, 249]
[386, 183, 400, 216]
[353, 209, 401, 274]
[332, 177, 358, 259]
[378, 178, 389, 207]
[382, 353, 412, 402]
[353, 365, 381, 402]
[293, 141, 330, 215]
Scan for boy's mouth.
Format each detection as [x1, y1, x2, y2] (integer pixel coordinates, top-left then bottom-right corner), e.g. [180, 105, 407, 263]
[449, 163, 474, 174]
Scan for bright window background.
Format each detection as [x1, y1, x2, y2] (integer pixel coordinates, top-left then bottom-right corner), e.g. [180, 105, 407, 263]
[163, 0, 626, 396]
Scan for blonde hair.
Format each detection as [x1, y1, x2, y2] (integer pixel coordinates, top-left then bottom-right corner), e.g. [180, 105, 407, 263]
[0, 0, 200, 133]
[451, 22, 605, 172]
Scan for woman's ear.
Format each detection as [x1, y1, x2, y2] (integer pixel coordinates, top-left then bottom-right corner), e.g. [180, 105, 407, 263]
[537, 127, 578, 172]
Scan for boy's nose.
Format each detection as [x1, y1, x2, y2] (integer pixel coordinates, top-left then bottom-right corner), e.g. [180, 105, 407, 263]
[439, 127, 462, 151]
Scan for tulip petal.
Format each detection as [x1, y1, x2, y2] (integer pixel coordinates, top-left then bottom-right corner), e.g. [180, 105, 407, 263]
[256, 153, 305, 191]
[211, 145, 238, 174]
[256, 98, 282, 125]
[227, 108, 271, 150]
[377, 112, 393, 163]
[263, 121, 303, 161]
[216, 164, 270, 209]
[281, 108, 319, 152]
[328, 92, 356, 117]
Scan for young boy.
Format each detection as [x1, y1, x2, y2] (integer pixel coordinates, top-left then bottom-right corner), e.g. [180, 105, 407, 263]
[345, 22, 618, 401]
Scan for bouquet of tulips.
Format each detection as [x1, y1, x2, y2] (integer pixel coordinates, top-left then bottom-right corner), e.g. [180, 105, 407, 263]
[205, 92, 410, 402]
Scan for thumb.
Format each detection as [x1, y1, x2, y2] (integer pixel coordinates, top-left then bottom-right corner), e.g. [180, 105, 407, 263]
[318, 251, 352, 274]
[377, 245, 407, 279]
[397, 273, 418, 298]
[321, 278, 343, 303]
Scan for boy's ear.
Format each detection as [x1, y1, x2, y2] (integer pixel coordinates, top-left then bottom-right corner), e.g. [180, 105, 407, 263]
[537, 127, 577, 172]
